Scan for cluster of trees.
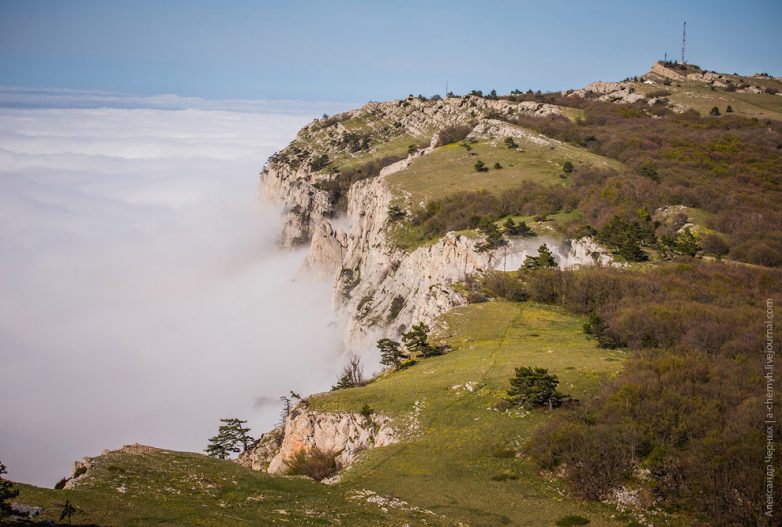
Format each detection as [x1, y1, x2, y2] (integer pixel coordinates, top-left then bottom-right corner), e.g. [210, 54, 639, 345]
[405, 182, 576, 247]
[376, 322, 446, 371]
[595, 215, 656, 261]
[467, 89, 499, 99]
[503, 217, 533, 236]
[475, 222, 507, 252]
[308, 153, 330, 171]
[336, 131, 371, 153]
[399, 145, 782, 266]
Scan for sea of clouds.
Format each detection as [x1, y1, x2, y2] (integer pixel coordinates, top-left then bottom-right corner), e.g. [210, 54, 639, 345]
[0, 89, 352, 486]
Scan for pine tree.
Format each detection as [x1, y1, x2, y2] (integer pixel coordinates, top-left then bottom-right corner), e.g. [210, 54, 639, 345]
[0, 462, 19, 516]
[377, 338, 403, 369]
[402, 322, 439, 357]
[523, 244, 557, 269]
[536, 244, 557, 267]
[476, 222, 508, 252]
[675, 228, 700, 256]
[506, 366, 565, 410]
[205, 418, 254, 459]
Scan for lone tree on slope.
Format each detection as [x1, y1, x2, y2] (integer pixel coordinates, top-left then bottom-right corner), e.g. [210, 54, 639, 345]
[205, 418, 254, 459]
[332, 354, 365, 390]
[0, 461, 19, 517]
[506, 366, 566, 410]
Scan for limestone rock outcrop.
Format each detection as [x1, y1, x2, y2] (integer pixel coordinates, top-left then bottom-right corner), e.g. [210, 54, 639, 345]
[237, 427, 284, 472]
[62, 457, 94, 489]
[265, 409, 396, 475]
[331, 168, 611, 346]
[568, 81, 647, 104]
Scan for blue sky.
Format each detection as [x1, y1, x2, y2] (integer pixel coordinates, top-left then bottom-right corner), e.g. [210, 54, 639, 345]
[1, 0, 781, 102]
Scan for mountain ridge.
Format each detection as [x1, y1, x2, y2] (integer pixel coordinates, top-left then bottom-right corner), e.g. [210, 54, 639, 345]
[5, 61, 782, 527]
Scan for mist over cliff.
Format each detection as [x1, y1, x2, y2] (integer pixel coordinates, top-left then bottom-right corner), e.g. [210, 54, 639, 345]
[0, 93, 348, 486]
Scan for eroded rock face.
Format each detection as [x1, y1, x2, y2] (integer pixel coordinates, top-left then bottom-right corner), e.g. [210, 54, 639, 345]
[568, 81, 647, 104]
[237, 427, 284, 472]
[650, 62, 686, 81]
[265, 409, 396, 475]
[260, 162, 334, 247]
[62, 457, 94, 489]
[331, 170, 612, 347]
[304, 220, 348, 279]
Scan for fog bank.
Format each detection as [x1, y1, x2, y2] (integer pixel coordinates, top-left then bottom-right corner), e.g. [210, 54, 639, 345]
[0, 101, 346, 486]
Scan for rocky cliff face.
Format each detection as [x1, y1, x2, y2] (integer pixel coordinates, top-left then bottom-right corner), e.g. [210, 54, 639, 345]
[263, 106, 612, 348]
[260, 161, 334, 247]
[239, 408, 396, 477]
[260, 96, 563, 247]
[311, 163, 610, 347]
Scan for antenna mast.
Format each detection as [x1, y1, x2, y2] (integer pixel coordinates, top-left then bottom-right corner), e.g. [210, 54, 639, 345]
[681, 21, 687, 64]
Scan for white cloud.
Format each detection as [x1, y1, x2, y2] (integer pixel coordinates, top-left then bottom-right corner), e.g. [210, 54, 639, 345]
[0, 101, 347, 486]
[0, 86, 357, 115]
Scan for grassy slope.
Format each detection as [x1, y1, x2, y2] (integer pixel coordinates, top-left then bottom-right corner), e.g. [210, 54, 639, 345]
[307, 302, 667, 527]
[12, 446, 448, 526]
[10, 303, 655, 527]
[387, 136, 622, 205]
[335, 132, 424, 172]
[634, 81, 782, 120]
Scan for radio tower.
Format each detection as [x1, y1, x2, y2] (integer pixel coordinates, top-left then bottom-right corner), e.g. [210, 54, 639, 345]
[681, 21, 687, 64]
